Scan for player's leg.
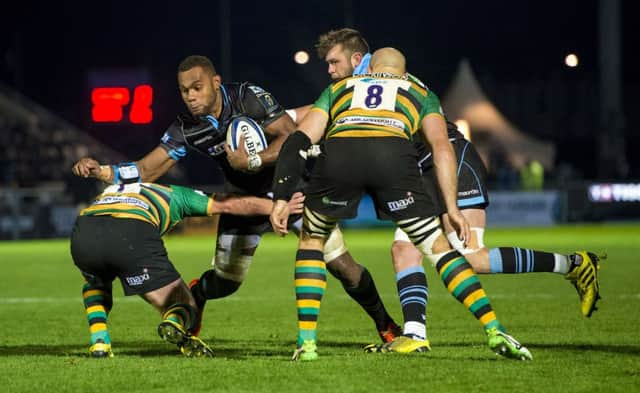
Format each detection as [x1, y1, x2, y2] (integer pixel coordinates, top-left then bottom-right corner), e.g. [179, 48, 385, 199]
[70, 216, 115, 358]
[81, 275, 114, 358]
[291, 207, 337, 361]
[442, 209, 603, 316]
[389, 230, 429, 344]
[443, 208, 570, 274]
[144, 279, 213, 358]
[189, 214, 264, 334]
[405, 218, 531, 360]
[292, 137, 368, 360]
[324, 226, 401, 343]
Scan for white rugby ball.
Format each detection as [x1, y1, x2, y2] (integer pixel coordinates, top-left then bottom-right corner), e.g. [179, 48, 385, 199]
[226, 116, 268, 154]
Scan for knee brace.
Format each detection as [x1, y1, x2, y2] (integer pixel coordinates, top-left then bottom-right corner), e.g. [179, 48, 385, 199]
[212, 234, 261, 282]
[323, 225, 348, 261]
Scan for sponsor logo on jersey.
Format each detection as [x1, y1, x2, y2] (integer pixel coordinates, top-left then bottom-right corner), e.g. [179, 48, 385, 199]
[387, 193, 415, 212]
[336, 116, 404, 130]
[94, 196, 149, 209]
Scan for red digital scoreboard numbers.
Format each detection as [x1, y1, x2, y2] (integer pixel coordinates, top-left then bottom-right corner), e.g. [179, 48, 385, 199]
[88, 69, 153, 125]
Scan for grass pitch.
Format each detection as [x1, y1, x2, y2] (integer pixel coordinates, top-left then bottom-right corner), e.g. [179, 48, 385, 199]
[0, 224, 638, 393]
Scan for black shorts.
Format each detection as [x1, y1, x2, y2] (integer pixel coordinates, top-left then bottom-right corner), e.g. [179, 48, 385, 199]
[305, 137, 438, 221]
[421, 138, 489, 211]
[70, 216, 180, 296]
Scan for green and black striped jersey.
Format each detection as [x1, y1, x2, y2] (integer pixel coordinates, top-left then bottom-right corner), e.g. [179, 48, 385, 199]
[80, 183, 214, 235]
[311, 72, 444, 140]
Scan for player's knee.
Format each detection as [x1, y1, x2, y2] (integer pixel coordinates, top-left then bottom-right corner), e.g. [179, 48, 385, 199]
[391, 240, 422, 265]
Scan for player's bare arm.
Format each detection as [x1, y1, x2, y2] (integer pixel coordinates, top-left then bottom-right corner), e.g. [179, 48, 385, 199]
[285, 105, 312, 125]
[296, 109, 328, 143]
[71, 146, 176, 183]
[213, 192, 305, 216]
[421, 113, 470, 243]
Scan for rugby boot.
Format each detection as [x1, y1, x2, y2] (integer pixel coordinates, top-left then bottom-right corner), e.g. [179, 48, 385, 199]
[292, 339, 318, 361]
[89, 339, 113, 358]
[364, 335, 431, 353]
[565, 251, 605, 317]
[487, 327, 532, 361]
[157, 319, 214, 358]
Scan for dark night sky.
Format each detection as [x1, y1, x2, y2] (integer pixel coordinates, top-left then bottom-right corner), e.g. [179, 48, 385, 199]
[1, 0, 638, 179]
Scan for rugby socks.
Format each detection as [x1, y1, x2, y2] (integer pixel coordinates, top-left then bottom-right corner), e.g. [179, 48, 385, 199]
[342, 267, 396, 331]
[396, 266, 428, 340]
[198, 269, 242, 299]
[162, 304, 196, 332]
[489, 248, 571, 274]
[82, 283, 112, 345]
[436, 251, 505, 332]
[294, 249, 327, 346]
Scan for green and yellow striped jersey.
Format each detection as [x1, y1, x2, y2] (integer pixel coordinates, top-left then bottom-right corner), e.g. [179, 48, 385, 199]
[311, 72, 444, 139]
[80, 183, 214, 236]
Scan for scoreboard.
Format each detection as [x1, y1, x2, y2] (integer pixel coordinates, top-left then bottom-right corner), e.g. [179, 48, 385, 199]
[87, 68, 154, 125]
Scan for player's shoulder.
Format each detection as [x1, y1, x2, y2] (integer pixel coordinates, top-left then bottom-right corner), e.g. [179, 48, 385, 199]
[229, 81, 273, 99]
[232, 81, 283, 122]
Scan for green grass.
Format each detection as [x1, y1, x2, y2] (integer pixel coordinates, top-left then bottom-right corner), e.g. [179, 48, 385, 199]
[1, 223, 639, 393]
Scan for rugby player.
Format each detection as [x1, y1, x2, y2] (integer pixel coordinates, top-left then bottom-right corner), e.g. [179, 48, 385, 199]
[270, 48, 532, 361]
[71, 183, 303, 358]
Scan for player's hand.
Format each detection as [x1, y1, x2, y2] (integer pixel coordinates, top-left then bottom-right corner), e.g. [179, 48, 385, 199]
[447, 209, 470, 247]
[287, 192, 305, 215]
[72, 157, 102, 178]
[224, 134, 249, 171]
[270, 199, 291, 236]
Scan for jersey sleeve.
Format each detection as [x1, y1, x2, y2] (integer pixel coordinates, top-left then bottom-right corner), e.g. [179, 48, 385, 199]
[169, 185, 213, 222]
[159, 117, 188, 161]
[419, 89, 445, 121]
[241, 83, 285, 127]
[310, 85, 333, 117]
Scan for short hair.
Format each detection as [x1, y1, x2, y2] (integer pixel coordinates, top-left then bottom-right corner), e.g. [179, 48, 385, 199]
[177, 55, 217, 75]
[315, 28, 370, 59]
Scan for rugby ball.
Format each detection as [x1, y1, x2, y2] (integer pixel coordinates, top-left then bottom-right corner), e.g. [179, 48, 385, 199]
[226, 116, 268, 154]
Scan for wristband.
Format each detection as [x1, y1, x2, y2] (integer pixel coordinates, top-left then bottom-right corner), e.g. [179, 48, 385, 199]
[111, 162, 141, 184]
